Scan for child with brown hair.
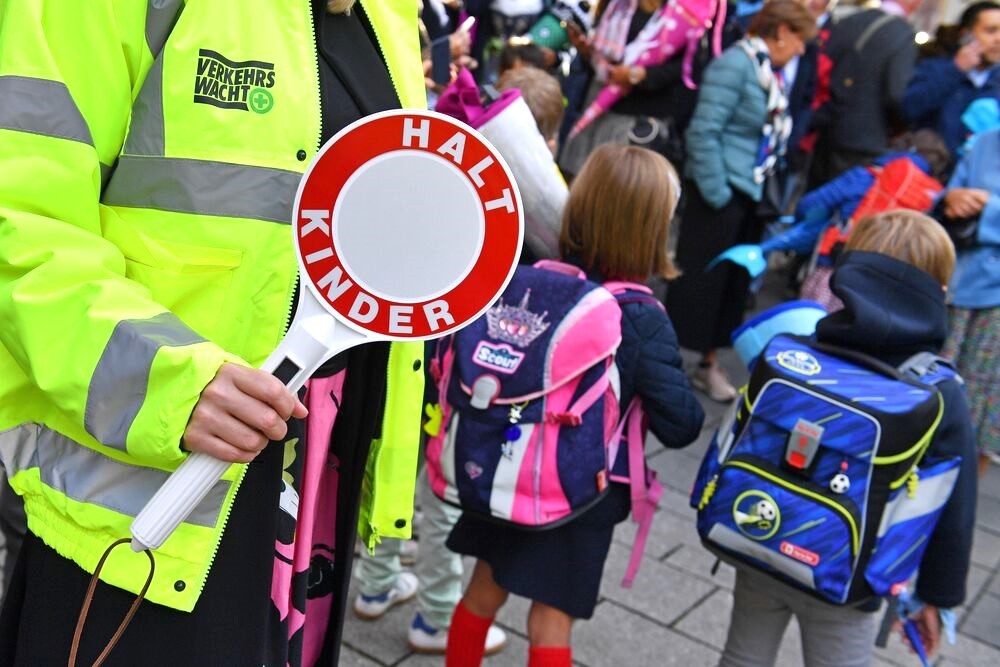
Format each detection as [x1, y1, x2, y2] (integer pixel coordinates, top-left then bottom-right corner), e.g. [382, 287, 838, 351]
[444, 144, 704, 667]
[718, 210, 977, 666]
[495, 65, 565, 155]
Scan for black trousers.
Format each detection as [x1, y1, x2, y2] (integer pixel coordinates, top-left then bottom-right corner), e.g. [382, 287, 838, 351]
[665, 183, 763, 354]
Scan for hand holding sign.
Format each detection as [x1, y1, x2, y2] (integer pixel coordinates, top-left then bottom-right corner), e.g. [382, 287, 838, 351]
[130, 110, 523, 552]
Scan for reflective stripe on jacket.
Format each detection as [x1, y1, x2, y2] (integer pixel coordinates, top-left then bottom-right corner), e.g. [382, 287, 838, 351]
[0, 0, 425, 612]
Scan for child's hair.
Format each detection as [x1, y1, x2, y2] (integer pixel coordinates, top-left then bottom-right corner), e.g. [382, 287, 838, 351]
[888, 129, 950, 181]
[495, 67, 565, 142]
[845, 210, 956, 285]
[560, 144, 681, 281]
[497, 43, 548, 75]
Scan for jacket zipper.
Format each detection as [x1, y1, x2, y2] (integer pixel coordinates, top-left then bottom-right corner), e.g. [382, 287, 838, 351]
[359, 0, 399, 98]
[355, 0, 396, 546]
[724, 458, 860, 556]
[196, 1, 324, 599]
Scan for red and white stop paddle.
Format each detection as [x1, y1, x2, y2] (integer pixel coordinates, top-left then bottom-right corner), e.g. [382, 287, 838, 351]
[130, 110, 523, 551]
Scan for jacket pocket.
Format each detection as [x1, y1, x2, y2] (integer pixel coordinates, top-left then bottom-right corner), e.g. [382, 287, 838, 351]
[107, 220, 243, 341]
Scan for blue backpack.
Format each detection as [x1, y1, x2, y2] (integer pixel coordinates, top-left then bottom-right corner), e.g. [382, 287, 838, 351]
[691, 334, 962, 604]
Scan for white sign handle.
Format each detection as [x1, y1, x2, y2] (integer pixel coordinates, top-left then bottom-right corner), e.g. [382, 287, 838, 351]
[129, 294, 370, 552]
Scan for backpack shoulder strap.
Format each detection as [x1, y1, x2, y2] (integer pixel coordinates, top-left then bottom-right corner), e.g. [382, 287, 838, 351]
[605, 281, 665, 311]
[898, 352, 962, 386]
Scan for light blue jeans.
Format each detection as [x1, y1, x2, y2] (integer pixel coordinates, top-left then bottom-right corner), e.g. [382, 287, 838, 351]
[355, 467, 463, 630]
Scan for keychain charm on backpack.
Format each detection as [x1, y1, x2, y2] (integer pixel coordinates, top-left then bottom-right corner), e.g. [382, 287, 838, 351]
[501, 401, 528, 460]
[830, 461, 851, 495]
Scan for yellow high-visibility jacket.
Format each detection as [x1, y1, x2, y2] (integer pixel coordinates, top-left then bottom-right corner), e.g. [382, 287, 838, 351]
[0, 0, 425, 612]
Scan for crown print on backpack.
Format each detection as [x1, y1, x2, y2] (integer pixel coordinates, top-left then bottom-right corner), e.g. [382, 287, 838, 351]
[485, 289, 550, 348]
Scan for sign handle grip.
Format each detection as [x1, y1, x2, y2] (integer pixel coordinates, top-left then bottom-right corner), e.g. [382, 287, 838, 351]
[130, 296, 367, 552]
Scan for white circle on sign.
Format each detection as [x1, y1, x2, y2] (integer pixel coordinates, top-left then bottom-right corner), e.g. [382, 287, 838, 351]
[332, 150, 485, 303]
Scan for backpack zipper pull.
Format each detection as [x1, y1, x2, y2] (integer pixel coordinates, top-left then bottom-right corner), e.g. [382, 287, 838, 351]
[501, 401, 528, 460]
[698, 474, 719, 510]
[906, 470, 920, 499]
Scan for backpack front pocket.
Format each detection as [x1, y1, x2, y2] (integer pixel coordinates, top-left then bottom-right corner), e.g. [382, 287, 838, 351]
[699, 455, 861, 603]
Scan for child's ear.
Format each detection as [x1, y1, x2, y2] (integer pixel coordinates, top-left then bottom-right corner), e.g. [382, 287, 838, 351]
[547, 137, 558, 157]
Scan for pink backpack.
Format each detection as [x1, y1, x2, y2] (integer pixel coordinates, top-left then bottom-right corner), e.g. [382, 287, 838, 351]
[425, 260, 663, 586]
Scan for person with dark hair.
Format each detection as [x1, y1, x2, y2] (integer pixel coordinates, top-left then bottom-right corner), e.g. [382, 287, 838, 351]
[904, 1, 1000, 155]
[496, 42, 551, 75]
[666, 0, 817, 402]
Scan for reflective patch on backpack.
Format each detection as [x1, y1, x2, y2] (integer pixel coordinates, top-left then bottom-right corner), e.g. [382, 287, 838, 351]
[776, 349, 822, 376]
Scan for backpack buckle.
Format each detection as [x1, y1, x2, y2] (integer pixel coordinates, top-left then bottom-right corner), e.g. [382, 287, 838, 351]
[785, 419, 824, 470]
[547, 412, 582, 426]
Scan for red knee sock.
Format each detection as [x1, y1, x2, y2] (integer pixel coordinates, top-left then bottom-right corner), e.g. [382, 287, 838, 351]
[528, 646, 572, 667]
[446, 600, 494, 667]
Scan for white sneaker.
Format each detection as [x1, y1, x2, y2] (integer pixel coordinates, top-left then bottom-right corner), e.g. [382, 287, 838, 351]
[399, 539, 419, 567]
[691, 363, 738, 403]
[407, 613, 508, 655]
[352, 571, 418, 620]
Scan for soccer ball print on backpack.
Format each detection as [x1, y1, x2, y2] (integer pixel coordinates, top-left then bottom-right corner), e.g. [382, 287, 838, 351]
[691, 334, 963, 605]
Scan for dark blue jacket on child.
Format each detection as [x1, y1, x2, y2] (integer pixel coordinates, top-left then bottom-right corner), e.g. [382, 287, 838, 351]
[616, 290, 706, 451]
[815, 251, 978, 609]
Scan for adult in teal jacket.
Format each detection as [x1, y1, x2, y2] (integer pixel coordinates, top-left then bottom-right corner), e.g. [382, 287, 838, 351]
[665, 0, 816, 402]
[940, 127, 1000, 474]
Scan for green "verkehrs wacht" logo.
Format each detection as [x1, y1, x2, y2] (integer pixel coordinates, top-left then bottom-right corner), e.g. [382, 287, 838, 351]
[194, 49, 275, 113]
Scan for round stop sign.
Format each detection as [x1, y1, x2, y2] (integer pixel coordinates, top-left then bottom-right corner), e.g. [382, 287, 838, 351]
[293, 109, 524, 340]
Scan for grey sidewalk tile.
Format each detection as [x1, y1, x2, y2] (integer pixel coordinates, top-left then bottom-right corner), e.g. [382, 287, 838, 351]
[978, 464, 1000, 502]
[965, 564, 993, 603]
[665, 544, 736, 590]
[613, 503, 699, 560]
[987, 572, 1000, 597]
[398, 632, 530, 667]
[970, 528, 1000, 569]
[938, 632, 1000, 665]
[974, 495, 1000, 534]
[574, 601, 720, 666]
[960, 592, 1000, 649]
[675, 588, 733, 649]
[598, 542, 715, 625]
[647, 448, 705, 500]
[660, 486, 697, 517]
[339, 644, 383, 666]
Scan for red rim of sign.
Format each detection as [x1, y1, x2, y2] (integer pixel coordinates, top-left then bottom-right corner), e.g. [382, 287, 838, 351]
[293, 109, 523, 340]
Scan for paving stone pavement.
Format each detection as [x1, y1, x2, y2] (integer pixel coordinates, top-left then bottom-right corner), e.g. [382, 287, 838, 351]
[342, 276, 1000, 667]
